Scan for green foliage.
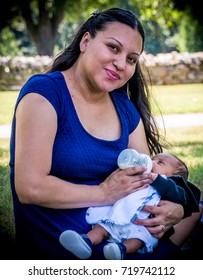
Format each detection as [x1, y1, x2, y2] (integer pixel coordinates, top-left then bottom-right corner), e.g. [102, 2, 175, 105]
[0, 20, 37, 56]
[55, 21, 79, 53]
[55, 0, 117, 54]
[58, 0, 203, 55]
[0, 28, 22, 56]
[0, 0, 202, 56]
[176, 9, 203, 52]
[127, 0, 181, 54]
[78, 0, 117, 18]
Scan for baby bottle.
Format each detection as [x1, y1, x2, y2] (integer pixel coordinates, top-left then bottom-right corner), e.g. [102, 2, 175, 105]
[117, 148, 152, 174]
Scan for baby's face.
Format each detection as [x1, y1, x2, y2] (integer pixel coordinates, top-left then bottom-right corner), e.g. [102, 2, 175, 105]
[151, 153, 176, 176]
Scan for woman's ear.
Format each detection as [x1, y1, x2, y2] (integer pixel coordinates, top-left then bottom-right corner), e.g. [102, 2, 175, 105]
[80, 32, 91, 52]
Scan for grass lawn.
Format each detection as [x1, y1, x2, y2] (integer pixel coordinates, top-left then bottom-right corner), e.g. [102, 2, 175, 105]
[162, 126, 203, 198]
[0, 83, 203, 256]
[0, 91, 18, 124]
[151, 83, 203, 115]
[0, 83, 203, 124]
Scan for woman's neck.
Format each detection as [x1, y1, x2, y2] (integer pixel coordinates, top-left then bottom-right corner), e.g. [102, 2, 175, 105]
[62, 67, 107, 104]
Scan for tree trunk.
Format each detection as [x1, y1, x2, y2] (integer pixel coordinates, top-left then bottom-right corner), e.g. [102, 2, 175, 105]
[28, 20, 58, 56]
[20, 0, 67, 56]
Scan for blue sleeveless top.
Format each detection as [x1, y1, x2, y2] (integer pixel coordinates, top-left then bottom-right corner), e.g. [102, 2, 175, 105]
[9, 71, 140, 259]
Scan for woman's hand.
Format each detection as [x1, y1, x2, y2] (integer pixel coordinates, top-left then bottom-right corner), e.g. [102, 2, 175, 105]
[99, 166, 154, 205]
[133, 200, 184, 239]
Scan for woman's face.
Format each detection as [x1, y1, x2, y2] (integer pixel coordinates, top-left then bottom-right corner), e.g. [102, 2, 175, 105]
[79, 21, 143, 93]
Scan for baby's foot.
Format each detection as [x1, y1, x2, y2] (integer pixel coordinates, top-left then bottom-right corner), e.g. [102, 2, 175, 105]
[59, 230, 92, 259]
[103, 242, 126, 260]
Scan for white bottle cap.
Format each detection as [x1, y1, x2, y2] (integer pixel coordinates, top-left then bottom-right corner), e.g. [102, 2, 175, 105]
[117, 148, 152, 174]
[117, 149, 139, 169]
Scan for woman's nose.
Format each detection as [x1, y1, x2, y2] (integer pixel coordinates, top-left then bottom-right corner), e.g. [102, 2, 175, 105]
[113, 55, 126, 71]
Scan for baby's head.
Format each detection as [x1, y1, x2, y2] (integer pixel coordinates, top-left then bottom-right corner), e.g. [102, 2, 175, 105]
[151, 153, 188, 180]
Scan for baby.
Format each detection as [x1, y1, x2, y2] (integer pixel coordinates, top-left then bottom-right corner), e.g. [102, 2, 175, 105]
[59, 152, 199, 260]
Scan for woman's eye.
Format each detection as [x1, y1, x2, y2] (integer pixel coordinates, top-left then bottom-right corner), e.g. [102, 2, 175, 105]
[128, 57, 137, 65]
[108, 44, 119, 53]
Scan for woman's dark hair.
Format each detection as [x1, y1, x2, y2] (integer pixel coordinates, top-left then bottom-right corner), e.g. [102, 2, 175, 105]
[47, 7, 164, 155]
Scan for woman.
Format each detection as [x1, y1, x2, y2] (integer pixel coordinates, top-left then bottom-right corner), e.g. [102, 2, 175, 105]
[9, 7, 199, 260]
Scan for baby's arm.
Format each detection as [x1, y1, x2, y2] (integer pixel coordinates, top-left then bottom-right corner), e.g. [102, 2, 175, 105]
[150, 175, 200, 217]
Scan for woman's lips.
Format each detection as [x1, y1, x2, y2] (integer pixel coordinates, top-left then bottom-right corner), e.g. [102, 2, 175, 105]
[106, 69, 120, 81]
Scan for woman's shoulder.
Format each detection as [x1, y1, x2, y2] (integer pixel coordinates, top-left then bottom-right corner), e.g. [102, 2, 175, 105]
[20, 71, 67, 100]
[24, 71, 64, 88]
[18, 71, 66, 113]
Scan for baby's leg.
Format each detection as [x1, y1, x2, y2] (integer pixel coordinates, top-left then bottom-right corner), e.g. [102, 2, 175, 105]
[123, 238, 144, 254]
[87, 224, 110, 245]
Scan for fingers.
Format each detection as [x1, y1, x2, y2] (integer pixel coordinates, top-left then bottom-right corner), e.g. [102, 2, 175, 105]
[146, 225, 165, 235]
[121, 165, 147, 175]
[141, 204, 161, 217]
[101, 167, 155, 204]
[134, 223, 168, 239]
[118, 167, 154, 188]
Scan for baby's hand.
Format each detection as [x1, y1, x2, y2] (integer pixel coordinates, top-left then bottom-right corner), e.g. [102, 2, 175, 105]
[148, 172, 158, 182]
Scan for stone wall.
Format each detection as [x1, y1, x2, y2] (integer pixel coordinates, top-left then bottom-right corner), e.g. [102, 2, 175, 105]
[140, 52, 203, 85]
[0, 51, 203, 90]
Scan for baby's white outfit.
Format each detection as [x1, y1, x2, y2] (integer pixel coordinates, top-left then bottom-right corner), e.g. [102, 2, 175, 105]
[86, 185, 160, 253]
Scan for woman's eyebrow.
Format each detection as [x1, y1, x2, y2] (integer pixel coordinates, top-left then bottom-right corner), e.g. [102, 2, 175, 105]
[106, 36, 140, 56]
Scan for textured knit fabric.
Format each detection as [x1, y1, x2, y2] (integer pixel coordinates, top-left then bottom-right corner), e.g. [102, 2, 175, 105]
[9, 71, 141, 259]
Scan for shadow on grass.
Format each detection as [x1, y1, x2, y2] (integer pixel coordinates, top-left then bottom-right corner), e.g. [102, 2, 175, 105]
[0, 164, 16, 259]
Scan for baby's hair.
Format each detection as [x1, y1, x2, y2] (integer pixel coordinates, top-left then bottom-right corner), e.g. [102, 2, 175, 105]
[171, 154, 189, 181]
